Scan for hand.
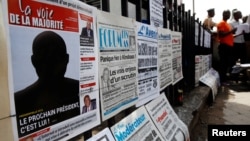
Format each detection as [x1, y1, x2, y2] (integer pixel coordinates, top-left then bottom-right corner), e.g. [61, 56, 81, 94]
[242, 30, 245, 34]
[232, 28, 237, 34]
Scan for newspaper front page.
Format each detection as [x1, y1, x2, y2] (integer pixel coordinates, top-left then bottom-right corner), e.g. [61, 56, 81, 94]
[195, 22, 199, 46]
[111, 106, 164, 141]
[135, 21, 160, 107]
[145, 94, 190, 141]
[200, 27, 204, 47]
[97, 11, 138, 121]
[199, 68, 220, 100]
[171, 31, 183, 85]
[157, 27, 173, 91]
[204, 30, 211, 48]
[195, 55, 202, 87]
[149, 0, 163, 27]
[4, 0, 101, 140]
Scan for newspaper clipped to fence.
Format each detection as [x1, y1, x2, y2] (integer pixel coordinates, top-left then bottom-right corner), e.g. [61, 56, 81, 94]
[157, 27, 173, 91]
[4, 0, 101, 140]
[172, 31, 183, 84]
[97, 10, 138, 121]
[135, 21, 160, 107]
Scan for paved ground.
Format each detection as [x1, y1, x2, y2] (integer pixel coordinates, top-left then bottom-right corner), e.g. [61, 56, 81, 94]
[191, 81, 250, 141]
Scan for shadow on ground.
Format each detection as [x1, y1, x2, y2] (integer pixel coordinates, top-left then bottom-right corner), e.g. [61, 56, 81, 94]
[227, 81, 250, 92]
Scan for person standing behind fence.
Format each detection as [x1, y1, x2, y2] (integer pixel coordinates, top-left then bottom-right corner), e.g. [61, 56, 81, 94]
[230, 10, 246, 64]
[203, 8, 217, 31]
[217, 10, 237, 84]
[203, 9, 220, 72]
[230, 9, 238, 21]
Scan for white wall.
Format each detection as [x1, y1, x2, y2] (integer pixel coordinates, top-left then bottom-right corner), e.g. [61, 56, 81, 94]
[128, 2, 136, 19]
[0, 0, 15, 140]
[109, 0, 122, 16]
[141, 8, 147, 21]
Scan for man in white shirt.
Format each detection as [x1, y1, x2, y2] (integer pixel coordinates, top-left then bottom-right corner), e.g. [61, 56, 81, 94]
[230, 10, 246, 64]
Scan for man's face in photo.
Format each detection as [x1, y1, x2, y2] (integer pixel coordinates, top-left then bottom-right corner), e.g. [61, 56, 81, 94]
[84, 96, 90, 107]
[87, 22, 91, 30]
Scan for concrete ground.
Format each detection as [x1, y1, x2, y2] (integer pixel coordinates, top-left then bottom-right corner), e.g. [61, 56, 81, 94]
[191, 81, 250, 141]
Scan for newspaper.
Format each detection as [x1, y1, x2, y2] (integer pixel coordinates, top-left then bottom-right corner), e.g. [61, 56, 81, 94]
[195, 55, 212, 87]
[204, 54, 212, 73]
[149, 0, 163, 27]
[157, 27, 173, 91]
[4, 0, 101, 140]
[195, 55, 203, 87]
[199, 68, 220, 100]
[87, 127, 115, 141]
[145, 94, 190, 141]
[195, 22, 199, 46]
[97, 11, 138, 121]
[171, 31, 183, 85]
[135, 21, 160, 107]
[200, 27, 204, 47]
[111, 106, 164, 141]
[204, 30, 211, 48]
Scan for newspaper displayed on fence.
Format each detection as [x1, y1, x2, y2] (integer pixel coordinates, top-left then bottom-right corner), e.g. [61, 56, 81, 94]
[135, 21, 160, 107]
[97, 11, 138, 121]
[195, 55, 203, 87]
[145, 93, 190, 141]
[203, 54, 212, 73]
[204, 30, 211, 48]
[171, 31, 183, 85]
[200, 27, 204, 47]
[4, 0, 101, 140]
[199, 68, 220, 100]
[157, 27, 173, 91]
[195, 55, 212, 87]
[87, 127, 115, 141]
[195, 22, 199, 46]
[111, 106, 164, 141]
[149, 0, 163, 27]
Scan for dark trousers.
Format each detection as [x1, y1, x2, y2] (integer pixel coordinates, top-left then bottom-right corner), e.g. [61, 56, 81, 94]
[218, 43, 234, 82]
[233, 43, 246, 64]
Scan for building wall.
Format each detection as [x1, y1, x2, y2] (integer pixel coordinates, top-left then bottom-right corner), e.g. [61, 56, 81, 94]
[109, 0, 121, 15]
[0, 0, 14, 140]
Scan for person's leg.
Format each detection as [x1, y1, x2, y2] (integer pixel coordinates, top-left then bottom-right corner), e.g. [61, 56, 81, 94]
[227, 45, 234, 74]
[246, 41, 250, 63]
[218, 44, 227, 82]
[233, 43, 239, 65]
[239, 43, 246, 64]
